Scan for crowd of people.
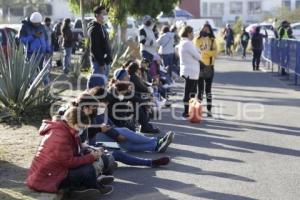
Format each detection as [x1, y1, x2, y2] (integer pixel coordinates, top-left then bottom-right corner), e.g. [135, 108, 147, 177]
[222, 18, 295, 71]
[22, 4, 220, 196]
[19, 4, 299, 196]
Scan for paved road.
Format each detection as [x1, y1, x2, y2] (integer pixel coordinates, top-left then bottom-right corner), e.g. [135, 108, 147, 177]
[67, 57, 300, 200]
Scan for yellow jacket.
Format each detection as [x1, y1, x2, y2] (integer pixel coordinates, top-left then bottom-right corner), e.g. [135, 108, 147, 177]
[194, 36, 217, 66]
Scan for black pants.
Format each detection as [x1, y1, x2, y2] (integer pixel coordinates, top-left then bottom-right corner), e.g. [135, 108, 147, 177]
[138, 105, 154, 131]
[198, 73, 214, 112]
[241, 41, 248, 57]
[183, 77, 198, 114]
[59, 164, 98, 190]
[252, 49, 262, 70]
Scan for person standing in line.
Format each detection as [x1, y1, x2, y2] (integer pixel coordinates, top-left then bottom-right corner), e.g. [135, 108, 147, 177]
[240, 27, 250, 59]
[87, 5, 112, 78]
[44, 17, 53, 67]
[223, 24, 234, 56]
[19, 12, 51, 85]
[61, 18, 74, 74]
[194, 24, 217, 117]
[251, 26, 268, 71]
[177, 26, 201, 118]
[139, 15, 158, 63]
[157, 26, 175, 79]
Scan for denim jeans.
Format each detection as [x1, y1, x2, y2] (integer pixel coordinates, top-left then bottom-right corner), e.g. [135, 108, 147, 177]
[59, 164, 98, 190]
[27, 53, 50, 85]
[162, 54, 174, 77]
[112, 150, 152, 166]
[91, 60, 109, 78]
[93, 127, 158, 152]
[63, 47, 72, 74]
[141, 51, 154, 62]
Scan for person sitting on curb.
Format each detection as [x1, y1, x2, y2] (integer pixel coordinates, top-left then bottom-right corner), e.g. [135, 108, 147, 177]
[26, 107, 113, 195]
[72, 91, 175, 153]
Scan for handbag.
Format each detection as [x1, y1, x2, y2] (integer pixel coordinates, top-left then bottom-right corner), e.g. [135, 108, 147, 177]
[93, 152, 116, 176]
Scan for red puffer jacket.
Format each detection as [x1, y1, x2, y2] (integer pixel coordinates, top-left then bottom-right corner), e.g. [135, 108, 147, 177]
[26, 120, 95, 193]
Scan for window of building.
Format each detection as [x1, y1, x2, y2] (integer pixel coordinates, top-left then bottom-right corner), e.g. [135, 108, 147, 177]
[248, 1, 262, 14]
[210, 2, 224, 16]
[203, 2, 208, 17]
[230, 1, 243, 14]
[282, 0, 291, 10]
[296, 0, 300, 8]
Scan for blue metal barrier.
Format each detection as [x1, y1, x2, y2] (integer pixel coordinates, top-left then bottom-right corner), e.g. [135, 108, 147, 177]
[263, 38, 300, 84]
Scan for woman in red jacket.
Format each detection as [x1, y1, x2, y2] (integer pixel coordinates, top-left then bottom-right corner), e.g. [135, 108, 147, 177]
[26, 107, 113, 195]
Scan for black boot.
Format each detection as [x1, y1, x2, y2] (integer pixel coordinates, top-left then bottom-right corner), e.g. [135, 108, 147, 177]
[182, 105, 189, 118]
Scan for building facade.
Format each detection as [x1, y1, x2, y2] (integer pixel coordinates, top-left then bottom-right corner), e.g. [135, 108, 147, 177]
[180, 0, 300, 26]
[201, 0, 300, 25]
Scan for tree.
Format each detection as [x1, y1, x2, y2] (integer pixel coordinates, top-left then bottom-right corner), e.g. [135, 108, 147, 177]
[68, 0, 180, 26]
[263, 7, 300, 23]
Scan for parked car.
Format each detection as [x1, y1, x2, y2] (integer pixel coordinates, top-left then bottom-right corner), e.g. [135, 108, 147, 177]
[0, 26, 18, 56]
[291, 22, 300, 40]
[246, 22, 275, 38]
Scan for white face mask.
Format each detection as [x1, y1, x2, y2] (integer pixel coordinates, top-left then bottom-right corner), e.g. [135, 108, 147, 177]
[118, 94, 125, 101]
[97, 107, 106, 115]
[103, 15, 109, 24]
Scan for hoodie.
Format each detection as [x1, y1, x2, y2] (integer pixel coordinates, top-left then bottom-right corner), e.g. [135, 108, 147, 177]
[87, 21, 112, 66]
[26, 120, 94, 193]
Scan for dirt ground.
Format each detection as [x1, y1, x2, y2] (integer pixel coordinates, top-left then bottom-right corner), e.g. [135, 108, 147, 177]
[0, 124, 45, 200]
[0, 64, 85, 200]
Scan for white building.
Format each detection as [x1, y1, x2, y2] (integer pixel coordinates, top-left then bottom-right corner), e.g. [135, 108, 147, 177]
[200, 0, 300, 25]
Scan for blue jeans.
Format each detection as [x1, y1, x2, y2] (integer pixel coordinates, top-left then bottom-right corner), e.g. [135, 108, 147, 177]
[141, 51, 154, 62]
[91, 60, 109, 78]
[93, 127, 158, 152]
[115, 128, 157, 152]
[162, 54, 174, 77]
[63, 47, 72, 73]
[27, 53, 50, 85]
[112, 151, 152, 166]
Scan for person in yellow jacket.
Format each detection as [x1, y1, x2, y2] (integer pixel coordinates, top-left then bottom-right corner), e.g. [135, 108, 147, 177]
[194, 24, 217, 117]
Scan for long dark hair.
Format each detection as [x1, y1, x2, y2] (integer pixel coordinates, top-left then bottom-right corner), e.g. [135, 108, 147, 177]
[198, 24, 215, 39]
[61, 18, 71, 34]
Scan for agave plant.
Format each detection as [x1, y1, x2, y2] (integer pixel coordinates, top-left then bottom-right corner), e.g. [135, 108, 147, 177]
[0, 43, 59, 120]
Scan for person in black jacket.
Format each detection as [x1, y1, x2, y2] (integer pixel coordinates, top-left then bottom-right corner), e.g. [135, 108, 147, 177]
[240, 27, 250, 59]
[61, 18, 74, 74]
[127, 62, 151, 96]
[251, 26, 267, 71]
[108, 68, 160, 134]
[88, 5, 112, 77]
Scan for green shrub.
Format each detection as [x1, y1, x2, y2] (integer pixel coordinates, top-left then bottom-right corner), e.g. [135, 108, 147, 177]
[0, 43, 61, 121]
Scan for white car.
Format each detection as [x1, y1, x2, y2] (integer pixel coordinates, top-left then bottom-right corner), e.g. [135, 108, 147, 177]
[246, 22, 275, 38]
[291, 22, 300, 40]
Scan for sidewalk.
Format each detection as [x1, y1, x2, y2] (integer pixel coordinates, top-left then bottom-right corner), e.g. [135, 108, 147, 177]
[65, 56, 300, 200]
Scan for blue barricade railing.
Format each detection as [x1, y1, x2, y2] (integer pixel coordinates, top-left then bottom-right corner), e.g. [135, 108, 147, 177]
[263, 38, 300, 84]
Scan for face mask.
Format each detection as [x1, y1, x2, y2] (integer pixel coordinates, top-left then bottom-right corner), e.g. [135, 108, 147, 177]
[103, 15, 109, 24]
[118, 94, 125, 101]
[97, 107, 106, 115]
[201, 32, 209, 37]
[145, 21, 152, 27]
